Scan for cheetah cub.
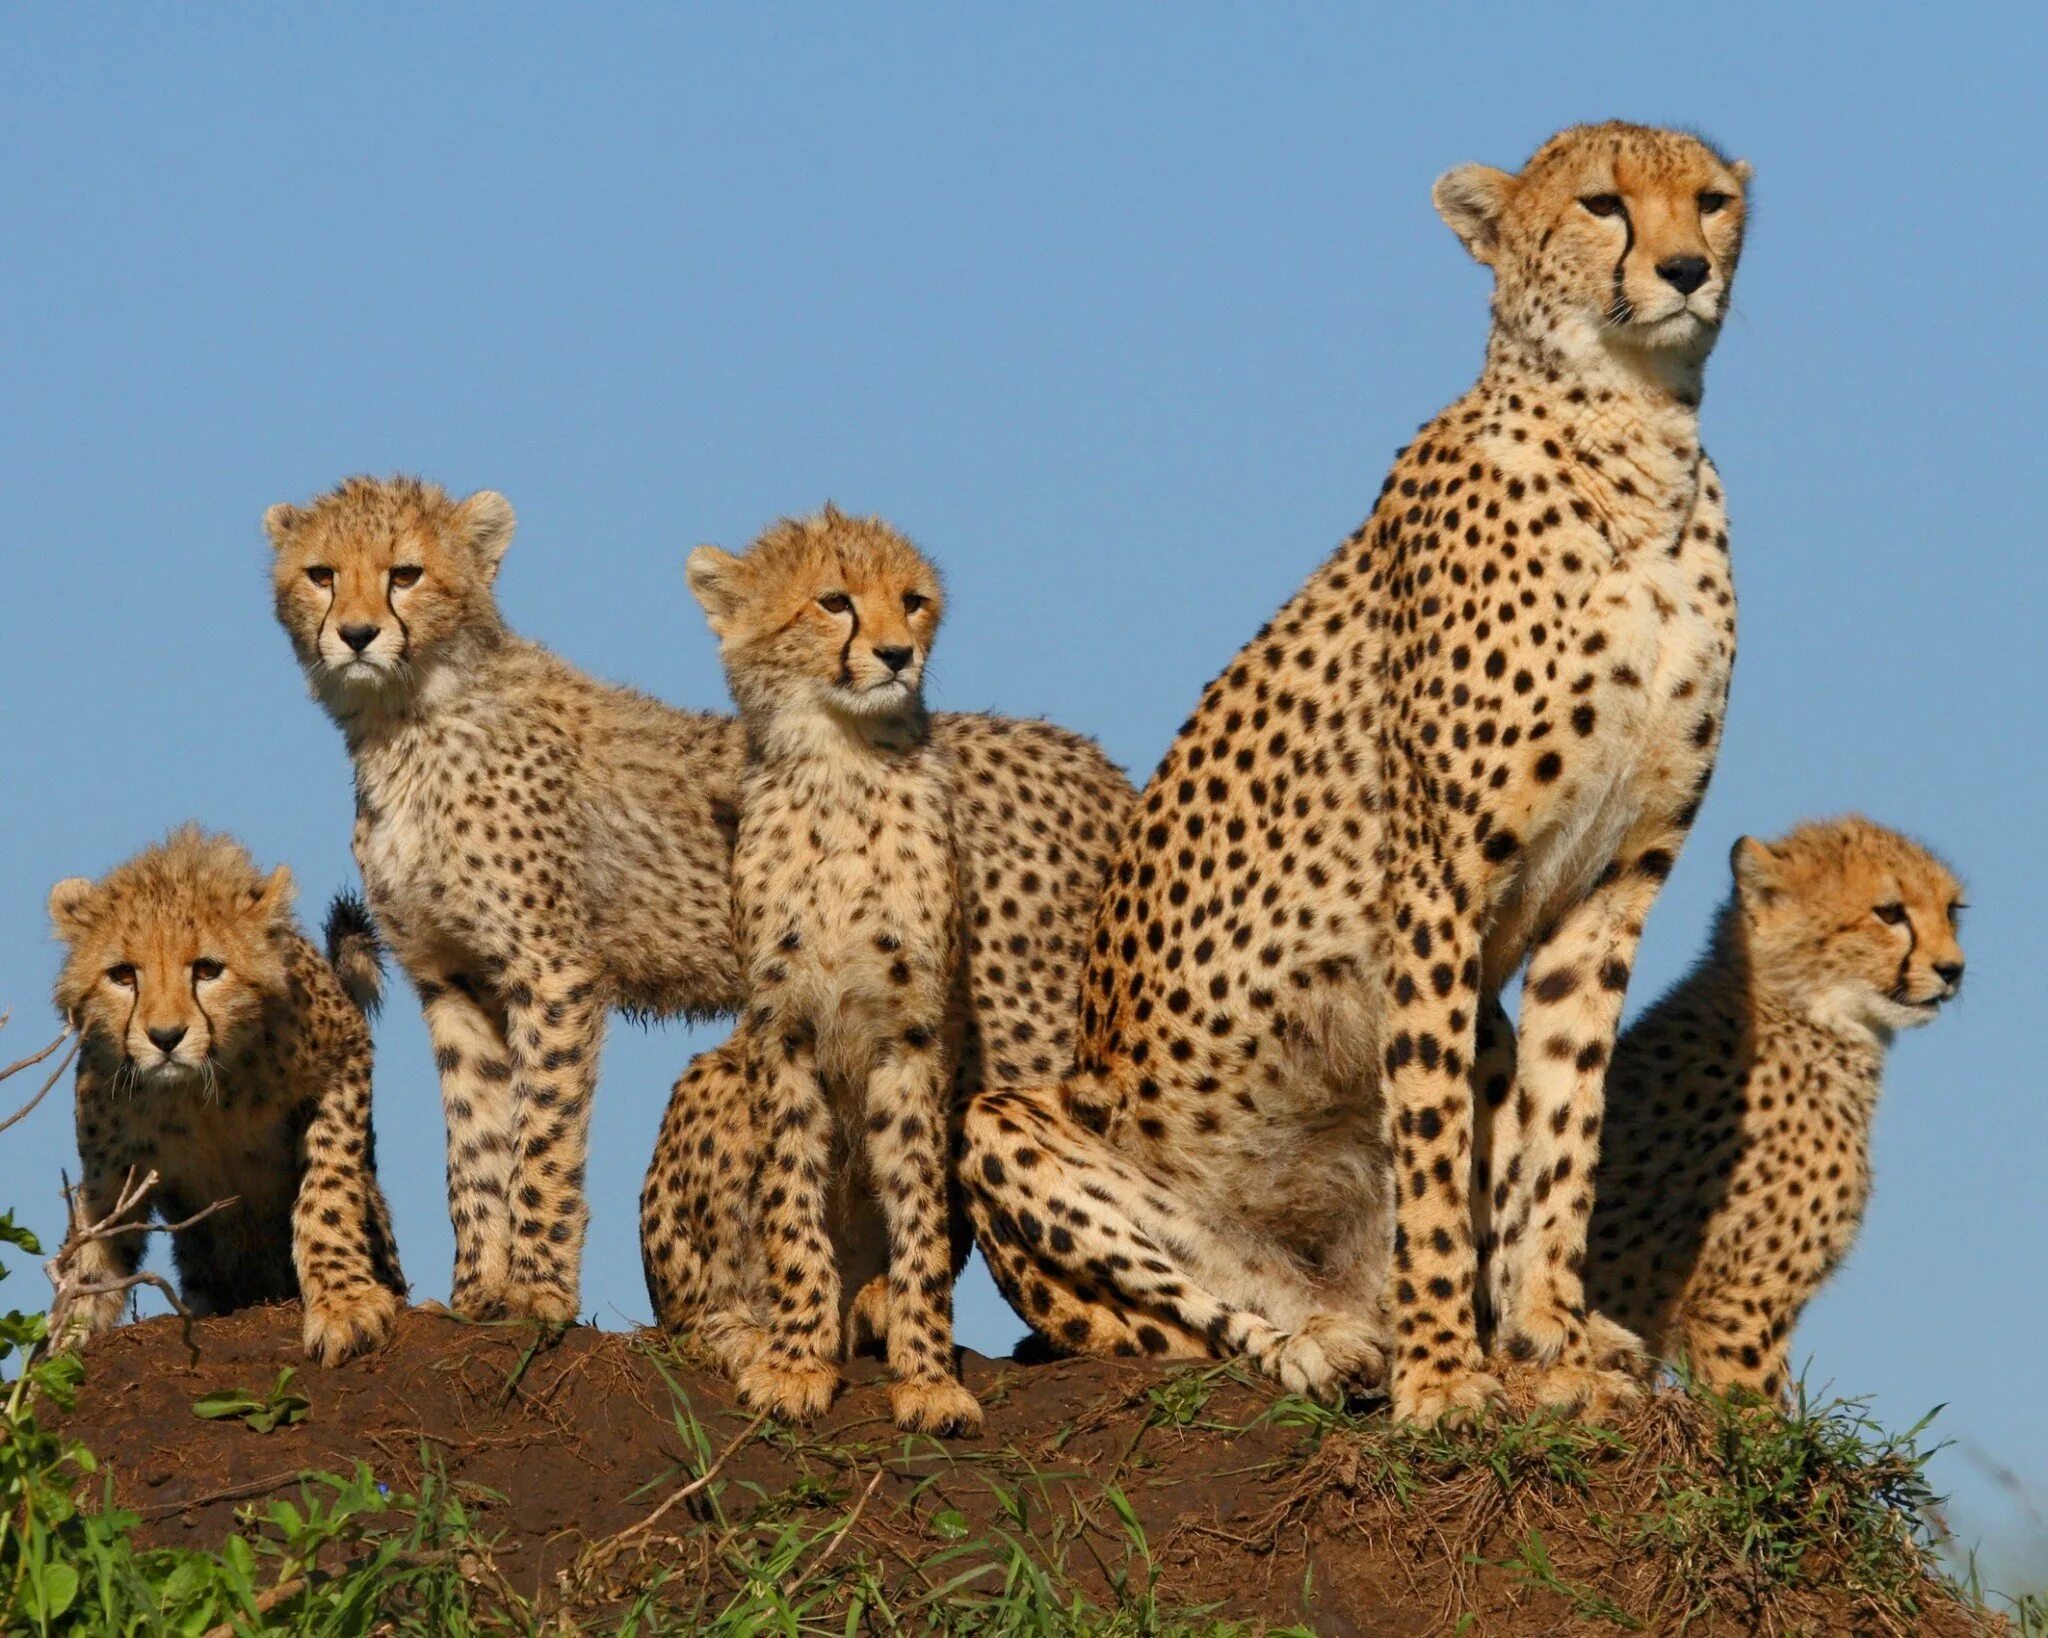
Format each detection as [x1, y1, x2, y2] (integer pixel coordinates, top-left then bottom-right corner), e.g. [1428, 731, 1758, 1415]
[49, 828, 405, 1363]
[1584, 818, 1965, 1402]
[678, 507, 980, 1435]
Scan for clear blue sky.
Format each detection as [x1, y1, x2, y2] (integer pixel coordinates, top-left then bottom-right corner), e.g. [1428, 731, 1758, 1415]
[3, 0, 2042, 1586]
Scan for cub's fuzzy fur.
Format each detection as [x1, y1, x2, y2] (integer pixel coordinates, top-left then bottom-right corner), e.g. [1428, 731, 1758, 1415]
[1586, 818, 1966, 1398]
[654, 506, 980, 1434]
[267, 475, 1131, 1324]
[50, 827, 404, 1363]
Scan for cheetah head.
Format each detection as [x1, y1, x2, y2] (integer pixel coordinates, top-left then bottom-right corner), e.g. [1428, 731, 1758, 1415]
[1728, 817, 1966, 1045]
[1435, 122, 1750, 383]
[266, 476, 515, 720]
[686, 503, 944, 729]
[51, 827, 295, 1090]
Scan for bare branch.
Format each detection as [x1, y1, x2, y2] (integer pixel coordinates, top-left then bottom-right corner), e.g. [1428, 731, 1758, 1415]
[36, 1166, 235, 1376]
[0, 1027, 76, 1138]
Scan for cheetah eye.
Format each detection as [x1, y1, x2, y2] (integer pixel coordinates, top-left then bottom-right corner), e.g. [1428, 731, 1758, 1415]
[192, 958, 225, 982]
[389, 565, 423, 590]
[1697, 190, 1731, 216]
[902, 592, 928, 615]
[1873, 902, 1907, 926]
[818, 592, 852, 615]
[306, 566, 335, 590]
[1948, 901, 1968, 925]
[1580, 193, 1624, 218]
[106, 964, 137, 988]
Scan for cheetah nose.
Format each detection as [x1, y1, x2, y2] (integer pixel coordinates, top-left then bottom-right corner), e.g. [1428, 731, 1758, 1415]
[874, 646, 914, 674]
[146, 1024, 187, 1053]
[1656, 255, 1711, 296]
[339, 623, 380, 654]
[1934, 960, 1965, 990]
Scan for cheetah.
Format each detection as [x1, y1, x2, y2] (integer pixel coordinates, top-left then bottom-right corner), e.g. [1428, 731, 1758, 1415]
[1584, 818, 1965, 1402]
[640, 507, 980, 1434]
[267, 476, 1129, 1324]
[960, 122, 1750, 1423]
[48, 827, 405, 1364]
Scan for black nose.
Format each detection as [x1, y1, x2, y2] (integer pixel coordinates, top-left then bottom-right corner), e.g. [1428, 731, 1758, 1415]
[147, 1024, 187, 1053]
[1934, 961, 1965, 988]
[1656, 255, 1711, 296]
[339, 623, 379, 654]
[874, 646, 914, 674]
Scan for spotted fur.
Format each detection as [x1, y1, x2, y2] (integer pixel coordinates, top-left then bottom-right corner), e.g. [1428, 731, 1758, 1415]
[49, 827, 404, 1363]
[1586, 818, 1965, 1400]
[268, 476, 1130, 1324]
[961, 122, 1751, 1424]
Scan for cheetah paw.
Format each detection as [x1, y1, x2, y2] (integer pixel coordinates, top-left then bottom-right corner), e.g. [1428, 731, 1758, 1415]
[738, 1356, 841, 1423]
[302, 1283, 400, 1366]
[889, 1376, 983, 1437]
[499, 1283, 580, 1327]
[1273, 1312, 1391, 1402]
[1522, 1363, 1645, 1425]
[1583, 1309, 1652, 1380]
[1390, 1365, 1505, 1427]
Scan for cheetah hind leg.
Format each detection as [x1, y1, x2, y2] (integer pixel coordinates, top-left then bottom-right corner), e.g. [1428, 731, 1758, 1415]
[960, 1086, 1386, 1403]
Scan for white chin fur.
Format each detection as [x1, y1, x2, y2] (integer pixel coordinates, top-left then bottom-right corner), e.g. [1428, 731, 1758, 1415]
[829, 680, 919, 719]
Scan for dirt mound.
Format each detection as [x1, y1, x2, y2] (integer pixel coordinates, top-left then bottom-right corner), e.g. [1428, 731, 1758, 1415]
[57, 1305, 1994, 1634]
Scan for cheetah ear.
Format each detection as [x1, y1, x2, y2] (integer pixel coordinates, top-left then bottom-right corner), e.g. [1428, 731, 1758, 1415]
[1730, 159, 1754, 184]
[456, 490, 516, 578]
[685, 545, 745, 635]
[1730, 837, 1780, 905]
[263, 502, 305, 552]
[1433, 164, 1515, 266]
[250, 864, 297, 927]
[48, 878, 100, 941]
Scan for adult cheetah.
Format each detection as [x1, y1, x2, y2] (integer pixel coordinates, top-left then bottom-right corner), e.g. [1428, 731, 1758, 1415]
[267, 477, 1129, 1324]
[642, 507, 980, 1434]
[961, 122, 1750, 1423]
[1585, 818, 1965, 1402]
[49, 827, 405, 1363]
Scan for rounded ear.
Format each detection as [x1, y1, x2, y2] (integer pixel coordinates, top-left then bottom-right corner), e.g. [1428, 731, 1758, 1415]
[48, 878, 99, 940]
[263, 502, 305, 552]
[457, 490, 517, 577]
[251, 864, 297, 925]
[1433, 164, 1515, 265]
[1731, 158, 1754, 184]
[685, 545, 744, 634]
[1730, 836, 1779, 905]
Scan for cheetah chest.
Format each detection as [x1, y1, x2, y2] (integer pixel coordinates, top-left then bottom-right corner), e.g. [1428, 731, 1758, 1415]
[1494, 542, 1731, 945]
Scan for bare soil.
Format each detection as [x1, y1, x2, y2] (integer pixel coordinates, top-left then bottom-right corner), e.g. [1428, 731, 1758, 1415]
[57, 1304, 1997, 1634]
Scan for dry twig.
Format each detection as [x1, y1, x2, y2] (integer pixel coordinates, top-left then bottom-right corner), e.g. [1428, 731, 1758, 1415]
[0, 1020, 76, 1137]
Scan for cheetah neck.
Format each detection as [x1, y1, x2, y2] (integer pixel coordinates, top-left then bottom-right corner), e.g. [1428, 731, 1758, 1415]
[1478, 332, 1707, 550]
[1708, 914, 1892, 1076]
[744, 701, 932, 774]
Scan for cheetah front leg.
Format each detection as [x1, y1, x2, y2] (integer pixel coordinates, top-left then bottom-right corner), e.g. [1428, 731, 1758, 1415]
[734, 1027, 842, 1422]
[863, 1040, 981, 1436]
[413, 971, 520, 1318]
[1381, 854, 1505, 1426]
[292, 1052, 406, 1366]
[500, 960, 608, 1324]
[1487, 847, 1680, 1419]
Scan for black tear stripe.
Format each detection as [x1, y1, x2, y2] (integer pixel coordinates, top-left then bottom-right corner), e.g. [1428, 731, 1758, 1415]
[191, 970, 222, 1076]
[385, 582, 412, 660]
[1610, 203, 1635, 325]
[837, 604, 860, 687]
[1895, 913, 1918, 1000]
[316, 583, 337, 658]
